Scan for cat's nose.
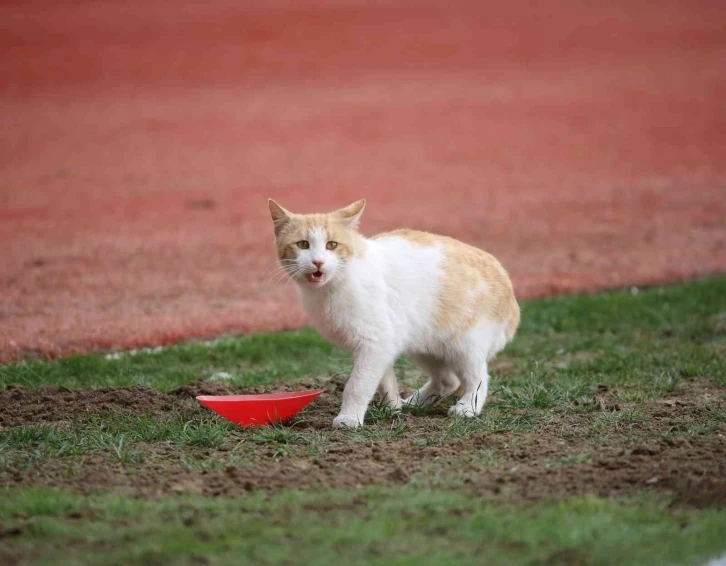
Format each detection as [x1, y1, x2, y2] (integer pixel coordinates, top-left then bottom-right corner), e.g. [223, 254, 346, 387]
[313, 260, 325, 269]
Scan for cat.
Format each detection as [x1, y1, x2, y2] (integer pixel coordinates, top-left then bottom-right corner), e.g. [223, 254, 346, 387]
[268, 198, 520, 429]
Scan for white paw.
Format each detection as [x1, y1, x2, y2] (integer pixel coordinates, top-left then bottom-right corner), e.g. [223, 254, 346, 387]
[448, 403, 478, 418]
[383, 396, 403, 412]
[332, 414, 363, 429]
[403, 391, 437, 408]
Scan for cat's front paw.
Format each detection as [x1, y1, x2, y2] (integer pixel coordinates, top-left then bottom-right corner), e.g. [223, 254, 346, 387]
[448, 403, 478, 418]
[332, 414, 363, 429]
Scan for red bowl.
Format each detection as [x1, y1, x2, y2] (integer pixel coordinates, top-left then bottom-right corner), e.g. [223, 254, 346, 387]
[196, 389, 324, 427]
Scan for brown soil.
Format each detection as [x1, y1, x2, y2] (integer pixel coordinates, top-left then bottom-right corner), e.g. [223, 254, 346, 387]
[2, 378, 724, 508]
[0, 384, 177, 427]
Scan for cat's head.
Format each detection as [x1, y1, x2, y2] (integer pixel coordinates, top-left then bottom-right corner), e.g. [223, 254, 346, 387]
[267, 199, 366, 287]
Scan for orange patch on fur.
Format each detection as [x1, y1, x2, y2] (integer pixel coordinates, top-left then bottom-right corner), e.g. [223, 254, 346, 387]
[374, 229, 520, 339]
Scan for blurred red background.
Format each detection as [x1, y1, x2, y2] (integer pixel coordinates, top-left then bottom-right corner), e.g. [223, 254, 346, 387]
[1, 0, 725, 360]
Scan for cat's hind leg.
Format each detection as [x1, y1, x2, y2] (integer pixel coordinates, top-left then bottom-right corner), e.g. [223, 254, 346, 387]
[448, 319, 509, 417]
[377, 365, 402, 411]
[403, 355, 460, 408]
[448, 355, 489, 418]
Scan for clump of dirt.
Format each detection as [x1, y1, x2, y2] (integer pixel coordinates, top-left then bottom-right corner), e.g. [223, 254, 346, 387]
[0, 378, 333, 428]
[168, 378, 324, 399]
[2, 378, 725, 509]
[168, 380, 242, 399]
[0, 384, 183, 427]
[455, 425, 726, 509]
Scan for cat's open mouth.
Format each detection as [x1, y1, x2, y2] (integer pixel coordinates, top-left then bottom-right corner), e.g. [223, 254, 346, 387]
[306, 271, 326, 283]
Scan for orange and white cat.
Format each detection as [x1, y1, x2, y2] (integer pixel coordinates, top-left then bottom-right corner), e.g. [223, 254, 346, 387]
[268, 199, 519, 429]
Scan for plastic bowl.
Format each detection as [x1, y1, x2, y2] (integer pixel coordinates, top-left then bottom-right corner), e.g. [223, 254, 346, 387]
[196, 389, 324, 427]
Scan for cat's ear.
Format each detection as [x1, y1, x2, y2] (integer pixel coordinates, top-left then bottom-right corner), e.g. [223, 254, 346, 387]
[268, 199, 292, 236]
[335, 199, 366, 230]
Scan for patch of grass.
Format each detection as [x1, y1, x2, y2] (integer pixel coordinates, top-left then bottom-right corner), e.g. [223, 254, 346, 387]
[549, 451, 593, 469]
[515, 277, 726, 338]
[0, 412, 240, 467]
[2, 278, 726, 563]
[348, 416, 408, 443]
[660, 413, 725, 438]
[402, 396, 454, 416]
[587, 407, 649, 440]
[3, 279, 725, 467]
[1, 486, 726, 566]
[701, 406, 726, 423]
[92, 434, 141, 464]
[504, 277, 726, 391]
[0, 330, 339, 391]
[444, 408, 545, 438]
[2, 278, 725, 400]
[495, 373, 590, 410]
[250, 423, 308, 445]
[614, 390, 650, 404]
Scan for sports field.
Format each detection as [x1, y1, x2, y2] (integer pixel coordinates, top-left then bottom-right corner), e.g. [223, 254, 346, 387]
[2, 0, 725, 361]
[1, 1, 725, 564]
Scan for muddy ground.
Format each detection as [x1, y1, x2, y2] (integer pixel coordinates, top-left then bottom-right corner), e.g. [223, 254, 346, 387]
[1, 378, 724, 509]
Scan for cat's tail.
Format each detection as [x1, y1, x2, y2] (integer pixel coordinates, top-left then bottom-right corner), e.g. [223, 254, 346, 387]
[504, 295, 520, 343]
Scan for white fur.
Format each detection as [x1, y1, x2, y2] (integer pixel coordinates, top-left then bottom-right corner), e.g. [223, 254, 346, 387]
[295, 234, 513, 429]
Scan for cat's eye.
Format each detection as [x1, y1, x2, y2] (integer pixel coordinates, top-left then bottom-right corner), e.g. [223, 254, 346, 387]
[326, 241, 338, 250]
[296, 240, 310, 249]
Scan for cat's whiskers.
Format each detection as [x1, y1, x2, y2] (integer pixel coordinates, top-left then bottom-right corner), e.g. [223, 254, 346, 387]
[271, 264, 306, 287]
[278, 266, 306, 288]
[264, 260, 298, 284]
[273, 272, 295, 286]
[270, 268, 292, 285]
[262, 259, 296, 279]
[286, 267, 305, 287]
[266, 266, 294, 284]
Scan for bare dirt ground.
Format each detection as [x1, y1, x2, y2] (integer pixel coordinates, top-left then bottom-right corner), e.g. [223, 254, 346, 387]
[2, 0, 725, 362]
[2, 378, 724, 509]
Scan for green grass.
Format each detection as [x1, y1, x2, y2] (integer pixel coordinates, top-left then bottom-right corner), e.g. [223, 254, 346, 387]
[1, 486, 725, 566]
[0, 330, 341, 391]
[2, 276, 726, 565]
[2, 277, 724, 393]
[1, 412, 239, 458]
[2, 277, 725, 463]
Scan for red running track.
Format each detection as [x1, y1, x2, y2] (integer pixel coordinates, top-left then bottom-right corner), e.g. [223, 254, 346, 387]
[1, 0, 725, 361]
